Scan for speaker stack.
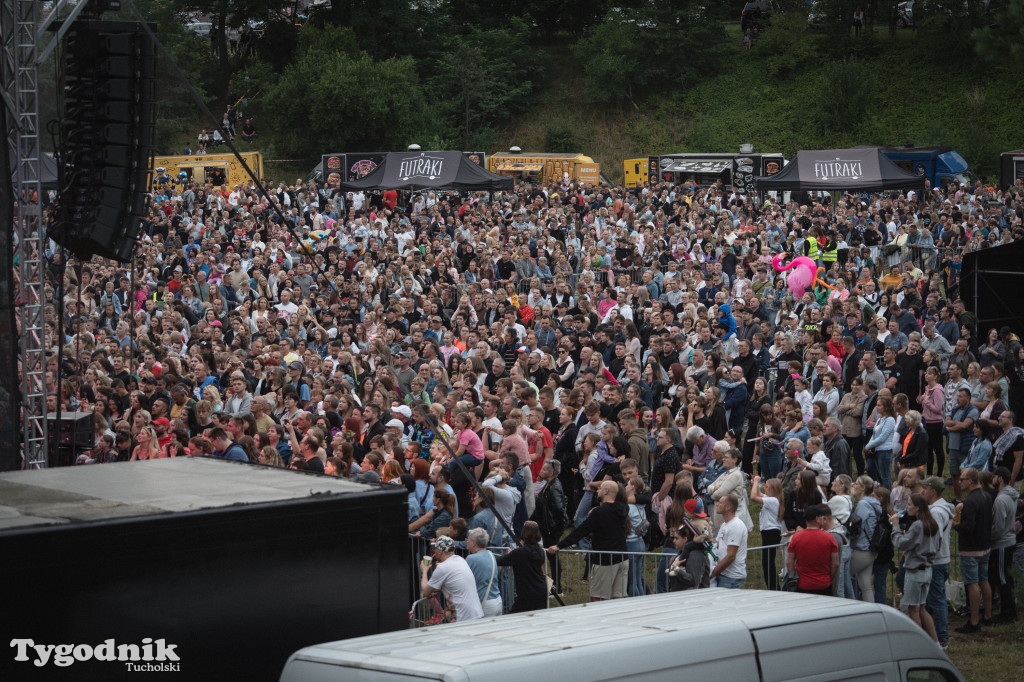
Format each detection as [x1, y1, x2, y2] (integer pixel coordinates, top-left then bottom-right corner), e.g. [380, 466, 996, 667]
[54, 18, 156, 263]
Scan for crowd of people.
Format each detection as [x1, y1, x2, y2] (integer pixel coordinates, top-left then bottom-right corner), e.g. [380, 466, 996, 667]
[43, 163, 1024, 639]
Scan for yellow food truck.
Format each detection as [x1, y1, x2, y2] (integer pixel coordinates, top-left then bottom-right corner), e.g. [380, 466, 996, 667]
[150, 151, 264, 189]
[487, 149, 602, 185]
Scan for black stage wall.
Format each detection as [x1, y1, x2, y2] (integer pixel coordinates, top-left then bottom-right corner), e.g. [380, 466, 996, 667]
[960, 240, 1024, 340]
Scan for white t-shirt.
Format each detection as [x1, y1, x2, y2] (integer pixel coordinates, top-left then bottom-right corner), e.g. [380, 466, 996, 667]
[482, 417, 504, 445]
[714, 517, 748, 581]
[759, 496, 784, 533]
[428, 555, 484, 622]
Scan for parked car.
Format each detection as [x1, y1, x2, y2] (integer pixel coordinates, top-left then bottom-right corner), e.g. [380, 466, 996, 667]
[186, 21, 213, 38]
[897, 0, 915, 29]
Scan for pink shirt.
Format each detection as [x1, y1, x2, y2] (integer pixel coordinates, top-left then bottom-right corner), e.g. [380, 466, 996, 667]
[458, 429, 484, 462]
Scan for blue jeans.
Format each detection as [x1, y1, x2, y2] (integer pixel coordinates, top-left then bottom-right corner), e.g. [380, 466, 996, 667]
[927, 562, 950, 643]
[655, 546, 676, 593]
[760, 449, 783, 480]
[872, 562, 889, 605]
[450, 453, 483, 471]
[839, 544, 855, 599]
[869, 450, 892, 489]
[717, 575, 744, 589]
[574, 491, 593, 527]
[626, 537, 648, 597]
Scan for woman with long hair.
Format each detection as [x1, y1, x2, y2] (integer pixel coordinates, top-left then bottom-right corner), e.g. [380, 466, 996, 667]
[497, 520, 548, 612]
[750, 475, 785, 590]
[663, 363, 687, 414]
[979, 327, 1005, 369]
[864, 396, 896, 489]
[889, 492, 941, 640]
[753, 403, 784, 479]
[131, 427, 160, 461]
[704, 386, 727, 440]
[742, 377, 771, 475]
[870, 485, 896, 605]
[917, 367, 945, 477]
[623, 320, 642, 365]
[786, 469, 824, 531]
[850, 475, 883, 603]
[828, 474, 857, 598]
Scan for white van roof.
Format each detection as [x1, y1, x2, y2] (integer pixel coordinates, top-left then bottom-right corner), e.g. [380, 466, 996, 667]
[285, 590, 949, 681]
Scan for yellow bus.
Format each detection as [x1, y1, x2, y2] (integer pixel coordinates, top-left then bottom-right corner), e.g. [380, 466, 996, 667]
[149, 151, 264, 189]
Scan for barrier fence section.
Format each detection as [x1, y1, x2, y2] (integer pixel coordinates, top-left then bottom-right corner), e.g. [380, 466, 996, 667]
[409, 534, 970, 627]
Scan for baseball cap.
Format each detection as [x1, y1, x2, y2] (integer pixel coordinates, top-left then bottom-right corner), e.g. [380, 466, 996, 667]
[431, 535, 455, 552]
[384, 418, 404, 429]
[288, 361, 303, 370]
[393, 405, 412, 419]
[208, 320, 222, 327]
[922, 476, 945, 494]
[683, 498, 707, 518]
[152, 417, 170, 428]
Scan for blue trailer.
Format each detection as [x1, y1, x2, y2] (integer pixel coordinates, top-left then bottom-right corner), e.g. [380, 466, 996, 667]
[880, 145, 972, 188]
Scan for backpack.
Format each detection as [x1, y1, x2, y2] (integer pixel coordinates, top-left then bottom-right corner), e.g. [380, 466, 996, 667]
[869, 509, 893, 562]
[842, 497, 862, 539]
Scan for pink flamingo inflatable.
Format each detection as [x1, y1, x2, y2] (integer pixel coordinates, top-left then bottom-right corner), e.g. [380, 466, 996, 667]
[772, 253, 819, 299]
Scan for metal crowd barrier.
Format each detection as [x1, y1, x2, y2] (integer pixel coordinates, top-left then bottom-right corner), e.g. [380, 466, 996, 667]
[410, 532, 970, 626]
[867, 244, 941, 275]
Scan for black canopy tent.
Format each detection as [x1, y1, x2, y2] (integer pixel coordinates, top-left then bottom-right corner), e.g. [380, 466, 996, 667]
[336, 151, 512, 192]
[7, 150, 59, 189]
[755, 147, 925, 193]
[959, 240, 1024, 339]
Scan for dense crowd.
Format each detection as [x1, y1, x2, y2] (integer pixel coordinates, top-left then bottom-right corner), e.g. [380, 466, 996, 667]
[43, 167, 1024, 640]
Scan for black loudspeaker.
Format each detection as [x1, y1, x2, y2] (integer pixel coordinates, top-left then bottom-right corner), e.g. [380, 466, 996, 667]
[46, 411, 96, 450]
[55, 20, 155, 263]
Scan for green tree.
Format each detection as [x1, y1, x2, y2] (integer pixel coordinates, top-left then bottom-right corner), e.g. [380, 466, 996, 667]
[576, 1, 727, 106]
[261, 48, 425, 159]
[972, 0, 1024, 70]
[430, 20, 538, 148]
[817, 57, 875, 133]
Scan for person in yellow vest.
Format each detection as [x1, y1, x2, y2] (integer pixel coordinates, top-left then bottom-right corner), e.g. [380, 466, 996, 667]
[821, 231, 838, 268]
[803, 228, 820, 265]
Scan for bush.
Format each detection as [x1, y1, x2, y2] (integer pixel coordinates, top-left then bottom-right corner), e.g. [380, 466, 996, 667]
[545, 124, 579, 153]
[817, 57, 875, 134]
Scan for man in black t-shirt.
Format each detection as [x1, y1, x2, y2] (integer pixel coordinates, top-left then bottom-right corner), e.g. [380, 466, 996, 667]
[897, 335, 925, 408]
[880, 347, 902, 392]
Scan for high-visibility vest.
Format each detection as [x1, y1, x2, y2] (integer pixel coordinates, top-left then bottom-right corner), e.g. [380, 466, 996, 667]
[805, 236, 819, 261]
[822, 240, 838, 263]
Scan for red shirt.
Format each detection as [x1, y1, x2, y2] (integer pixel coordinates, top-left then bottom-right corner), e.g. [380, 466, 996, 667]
[788, 527, 837, 590]
[528, 426, 553, 480]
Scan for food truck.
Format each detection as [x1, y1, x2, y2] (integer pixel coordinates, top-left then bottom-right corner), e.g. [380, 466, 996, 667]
[487, 149, 602, 185]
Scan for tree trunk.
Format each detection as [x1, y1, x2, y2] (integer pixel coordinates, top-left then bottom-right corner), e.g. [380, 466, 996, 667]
[217, 6, 230, 86]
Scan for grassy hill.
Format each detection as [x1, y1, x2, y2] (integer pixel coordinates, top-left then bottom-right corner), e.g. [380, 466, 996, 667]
[498, 16, 1023, 184]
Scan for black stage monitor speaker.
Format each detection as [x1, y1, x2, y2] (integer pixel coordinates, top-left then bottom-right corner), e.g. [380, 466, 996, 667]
[47, 411, 96, 450]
